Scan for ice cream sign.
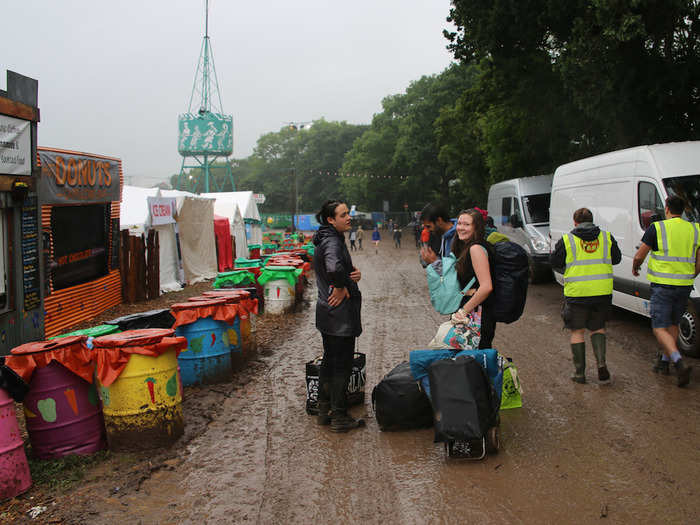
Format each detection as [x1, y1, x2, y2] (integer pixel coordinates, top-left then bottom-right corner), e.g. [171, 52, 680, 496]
[147, 196, 176, 226]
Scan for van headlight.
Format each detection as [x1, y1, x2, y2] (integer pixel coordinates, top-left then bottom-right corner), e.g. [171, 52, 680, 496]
[533, 238, 549, 253]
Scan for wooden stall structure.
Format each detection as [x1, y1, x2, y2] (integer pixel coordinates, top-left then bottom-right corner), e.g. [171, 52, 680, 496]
[120, 229, 160, 303]
[37, 148, 123, 337]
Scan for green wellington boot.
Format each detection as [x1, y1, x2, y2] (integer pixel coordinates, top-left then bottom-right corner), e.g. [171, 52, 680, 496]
[591, 333, 611, 383]
[571, 342, 586, 383]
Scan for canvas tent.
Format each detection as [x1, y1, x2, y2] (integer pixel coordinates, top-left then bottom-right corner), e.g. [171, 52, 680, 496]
[202, 191, 262, 248]
[120, 185, 182, 293]
[199, 192, 249, 259]
[159, 189, 218, 284]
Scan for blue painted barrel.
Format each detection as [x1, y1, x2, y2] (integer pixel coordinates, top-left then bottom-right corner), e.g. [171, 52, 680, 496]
[187, 296, 242, 368]
[172, 300, 233, 386]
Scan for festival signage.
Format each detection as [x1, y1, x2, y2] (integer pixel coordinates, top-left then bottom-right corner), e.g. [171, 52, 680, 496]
[21, 196, 40, 311]
[178, 112, 233, 156]
[0, 114, 31, 176]
[38, 150, 121, 204]
[147, 196, 176, 226]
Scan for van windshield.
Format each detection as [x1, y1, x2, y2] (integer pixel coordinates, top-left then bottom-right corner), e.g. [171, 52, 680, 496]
[663, 175, 700, 222]
[521, 193, 550, 224]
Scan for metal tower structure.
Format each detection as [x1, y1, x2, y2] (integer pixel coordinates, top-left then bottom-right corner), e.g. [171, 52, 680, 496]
[176, 0, 235, 192]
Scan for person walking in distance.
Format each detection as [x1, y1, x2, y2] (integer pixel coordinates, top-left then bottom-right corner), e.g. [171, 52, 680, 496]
[356, 225, 363, 250]
[393, 227, 402, 249]
[633, 195, 699, 387]
[312, 200, 364, 432]
[372, 226, 381, 254]
[349, 228, 357, 251]
[550, 208, 621, 384]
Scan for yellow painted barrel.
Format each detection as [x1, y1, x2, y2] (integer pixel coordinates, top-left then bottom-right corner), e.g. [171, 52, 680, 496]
[92, 329, 185, 452]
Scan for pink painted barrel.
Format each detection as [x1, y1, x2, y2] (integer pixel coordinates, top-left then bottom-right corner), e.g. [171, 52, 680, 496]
[23, 361, 106, 459]
[0, 387, 32, 499]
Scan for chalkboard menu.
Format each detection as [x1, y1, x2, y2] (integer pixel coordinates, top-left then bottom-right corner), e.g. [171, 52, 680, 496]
[21, 196, 41, 311]
[110, 218, 120, 270]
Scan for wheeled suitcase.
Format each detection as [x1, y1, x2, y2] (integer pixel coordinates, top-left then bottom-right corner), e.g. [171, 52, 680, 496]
[305, 352, 366, 415]
[428, 355, 501, 459]
[372, 362, 434, 431]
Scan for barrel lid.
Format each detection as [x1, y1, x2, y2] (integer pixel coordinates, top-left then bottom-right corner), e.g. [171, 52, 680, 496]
[262, 265, 297, 271]
[11, 336, 85, 355]
[92, 328, 175, 348]
[203, 290, 250, 298]
[186, 295, 226, 302]
[171, 298, 227, 310]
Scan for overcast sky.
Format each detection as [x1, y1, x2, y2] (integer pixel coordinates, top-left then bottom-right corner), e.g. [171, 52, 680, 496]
[3, 0, 456, 187]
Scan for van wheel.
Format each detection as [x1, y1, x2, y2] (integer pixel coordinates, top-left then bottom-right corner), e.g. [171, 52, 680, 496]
[678, 303, 700, 358]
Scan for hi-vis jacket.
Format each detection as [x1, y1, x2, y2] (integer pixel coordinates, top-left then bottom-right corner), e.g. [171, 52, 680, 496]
[563, 230, 614, 297]
[647, 217, 700, 286]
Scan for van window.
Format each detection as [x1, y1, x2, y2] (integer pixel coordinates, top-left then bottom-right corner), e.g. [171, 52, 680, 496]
[501, 197, 511, 225]
[522, 193, 551, 224]
[663, 175, 700, 222]
[638, 182, 664, 229]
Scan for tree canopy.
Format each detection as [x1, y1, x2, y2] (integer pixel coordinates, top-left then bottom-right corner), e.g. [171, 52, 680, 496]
[173, 1, 699, 216]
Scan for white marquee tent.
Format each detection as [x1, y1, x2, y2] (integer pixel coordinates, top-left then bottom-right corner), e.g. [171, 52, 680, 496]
[159, 189, 218, 284]
[202, 191, 263, 247]
[198, 192, 249, 259]
[120, 185, 182, 293]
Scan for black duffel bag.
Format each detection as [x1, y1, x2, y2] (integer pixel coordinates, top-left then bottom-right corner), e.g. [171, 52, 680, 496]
[372, 362, 433, 431]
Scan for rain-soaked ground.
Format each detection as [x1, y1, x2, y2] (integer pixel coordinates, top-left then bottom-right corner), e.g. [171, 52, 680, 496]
[6, 239, 700, 524]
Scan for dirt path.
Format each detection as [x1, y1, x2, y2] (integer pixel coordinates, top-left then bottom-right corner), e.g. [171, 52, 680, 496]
[10, 240, 700, 524]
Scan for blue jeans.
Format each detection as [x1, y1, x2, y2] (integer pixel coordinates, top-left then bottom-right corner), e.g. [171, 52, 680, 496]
[650, 283, 692, 329]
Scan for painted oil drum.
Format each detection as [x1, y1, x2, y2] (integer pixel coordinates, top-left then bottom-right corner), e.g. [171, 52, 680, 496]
[175, 305, 233, 386]
[0, 387, 32, 500]
[23, 361, 106, 459]
[263, 279, 296, 314]
[95, 338, 184, 452]
[201, 291, 254, 353]
[186, 295, 243, 364]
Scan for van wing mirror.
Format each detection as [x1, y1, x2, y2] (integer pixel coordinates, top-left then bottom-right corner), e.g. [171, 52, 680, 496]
[510, 214, 523, 228]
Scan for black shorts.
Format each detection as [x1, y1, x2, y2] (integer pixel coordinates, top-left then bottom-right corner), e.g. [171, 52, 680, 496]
[561, 300, 610, 331]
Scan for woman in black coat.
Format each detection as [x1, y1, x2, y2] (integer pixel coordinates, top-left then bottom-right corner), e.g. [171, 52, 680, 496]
[312, 200, 364, 432]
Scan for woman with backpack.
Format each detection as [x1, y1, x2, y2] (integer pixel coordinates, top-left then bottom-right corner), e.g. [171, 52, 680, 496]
[451, 208, 497, 349]
[311, 200, 364, 433]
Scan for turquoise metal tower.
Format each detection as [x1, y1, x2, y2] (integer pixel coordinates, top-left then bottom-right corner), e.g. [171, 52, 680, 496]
[176, 0, 235, 192]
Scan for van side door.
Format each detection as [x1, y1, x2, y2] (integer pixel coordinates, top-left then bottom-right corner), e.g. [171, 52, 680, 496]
[633, 174, 666, 312]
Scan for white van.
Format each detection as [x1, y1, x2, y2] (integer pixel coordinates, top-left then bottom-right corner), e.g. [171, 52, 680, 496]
[550, 141, 700, 357]
[487, 174, 553, 282]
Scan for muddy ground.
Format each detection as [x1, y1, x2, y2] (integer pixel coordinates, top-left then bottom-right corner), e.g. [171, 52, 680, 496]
[3, 239, 700, 524]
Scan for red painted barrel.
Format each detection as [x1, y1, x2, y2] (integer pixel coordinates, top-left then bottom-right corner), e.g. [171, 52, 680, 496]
[0, 387, 32, 499]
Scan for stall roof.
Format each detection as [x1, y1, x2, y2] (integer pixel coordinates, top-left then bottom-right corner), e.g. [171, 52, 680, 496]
[120, 185, 159, 233]
[201, 191, 261, 222]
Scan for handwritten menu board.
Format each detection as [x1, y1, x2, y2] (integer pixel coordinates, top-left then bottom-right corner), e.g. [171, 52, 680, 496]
[21, 196, 41, 311]
[110, 217, 120, 270]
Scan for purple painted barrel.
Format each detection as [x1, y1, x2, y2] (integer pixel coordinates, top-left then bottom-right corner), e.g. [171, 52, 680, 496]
[24, 361, 106, 459]
[0, 387, 32, 499]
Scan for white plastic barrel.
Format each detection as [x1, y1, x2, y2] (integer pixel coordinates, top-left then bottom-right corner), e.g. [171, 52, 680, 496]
[264, 279, 295, 314]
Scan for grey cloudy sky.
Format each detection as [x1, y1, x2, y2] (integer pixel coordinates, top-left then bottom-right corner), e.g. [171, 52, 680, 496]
[3, 0, 456, 187]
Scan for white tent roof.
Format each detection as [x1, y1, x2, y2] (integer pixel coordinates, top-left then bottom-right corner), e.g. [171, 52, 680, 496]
[201, 191, 261, 222]
[120, 185, 159, 233]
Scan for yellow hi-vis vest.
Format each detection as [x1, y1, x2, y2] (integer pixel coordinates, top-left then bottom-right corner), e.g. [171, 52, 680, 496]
[647, 217, 700, 286]
[563, 231, 613, 297]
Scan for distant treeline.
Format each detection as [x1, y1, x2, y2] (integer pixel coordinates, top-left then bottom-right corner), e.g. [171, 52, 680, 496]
[173, 0, 699, 215]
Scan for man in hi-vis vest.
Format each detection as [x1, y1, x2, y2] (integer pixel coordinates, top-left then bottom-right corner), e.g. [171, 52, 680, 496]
[550, 208, 621, 384]
[633, 195, 699, 387]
